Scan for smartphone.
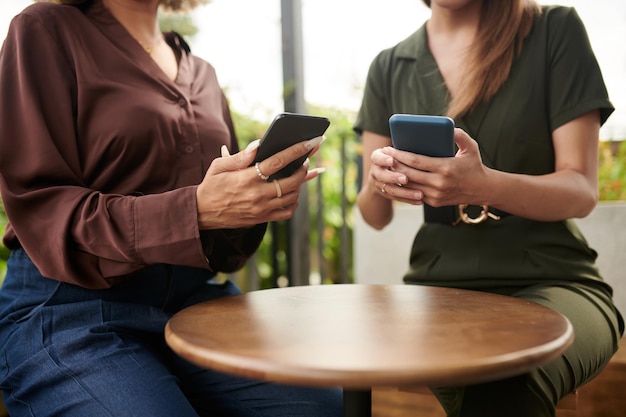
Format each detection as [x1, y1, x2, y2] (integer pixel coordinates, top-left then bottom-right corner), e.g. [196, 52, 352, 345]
[253, 112, 330, 180]
[388, 114, 457, 224]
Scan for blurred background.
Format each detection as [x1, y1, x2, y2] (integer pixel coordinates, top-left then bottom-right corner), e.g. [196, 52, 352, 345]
[2, 0, 625, 138]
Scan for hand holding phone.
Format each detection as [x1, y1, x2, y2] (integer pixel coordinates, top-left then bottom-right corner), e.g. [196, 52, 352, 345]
[253, 112, 330, 180]
[388, 114, 457, 224]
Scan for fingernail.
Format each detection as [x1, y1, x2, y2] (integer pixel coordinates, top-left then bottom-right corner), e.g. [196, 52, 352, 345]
[304, 135, 326, 150]
[220, 145, 230, 157]
[309, 167, 326, 175]
[245, 139, 260, 153]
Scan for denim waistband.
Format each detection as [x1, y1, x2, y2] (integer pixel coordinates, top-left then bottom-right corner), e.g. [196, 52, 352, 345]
[0, 248, 236, 319]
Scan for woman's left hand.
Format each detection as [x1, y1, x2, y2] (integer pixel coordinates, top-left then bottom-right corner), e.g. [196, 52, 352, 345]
[196, 138, 324, 230]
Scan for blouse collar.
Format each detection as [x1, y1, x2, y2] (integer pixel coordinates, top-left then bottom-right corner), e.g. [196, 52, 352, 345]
[85, 0, 192, 89]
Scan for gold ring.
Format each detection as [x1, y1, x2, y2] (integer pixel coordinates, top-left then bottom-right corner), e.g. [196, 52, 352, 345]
[273, 179, 282, 198]
[381, 183, 387, 194]
[255, 162, 269, 181]
[396, 183, 403, 187]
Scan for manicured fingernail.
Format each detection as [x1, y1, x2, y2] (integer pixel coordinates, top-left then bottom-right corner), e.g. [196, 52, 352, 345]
[245, 139, 260, 153]
[305, 135, 326, 150]
[220, 145, 230, 157]
[309, 167, 326, 175]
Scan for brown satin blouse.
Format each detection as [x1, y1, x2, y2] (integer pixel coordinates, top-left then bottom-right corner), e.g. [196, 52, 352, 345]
[0, 1, 265, 288]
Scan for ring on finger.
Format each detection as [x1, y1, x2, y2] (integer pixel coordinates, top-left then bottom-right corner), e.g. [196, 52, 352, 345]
[273, 179, 283, 198]
[255, 162, 269, 181]
[381, 183, 387, 194]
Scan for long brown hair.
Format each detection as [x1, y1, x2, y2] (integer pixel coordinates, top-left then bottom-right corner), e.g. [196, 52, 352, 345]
[423, 0, 541, 118]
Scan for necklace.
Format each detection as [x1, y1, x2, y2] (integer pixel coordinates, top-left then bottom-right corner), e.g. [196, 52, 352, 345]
[138, 37, 163, 55]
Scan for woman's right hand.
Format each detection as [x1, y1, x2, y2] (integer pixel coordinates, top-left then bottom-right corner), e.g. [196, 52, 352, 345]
[196, 136, 325, 229]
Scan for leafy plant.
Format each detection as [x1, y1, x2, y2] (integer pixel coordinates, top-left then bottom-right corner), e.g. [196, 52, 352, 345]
[599, 140, 626, 201]
[306, 106, 360, 284]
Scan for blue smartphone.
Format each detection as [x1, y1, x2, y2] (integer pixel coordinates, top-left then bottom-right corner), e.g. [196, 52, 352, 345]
[253, 112, 330, 180]
[388, 114, 457, 224]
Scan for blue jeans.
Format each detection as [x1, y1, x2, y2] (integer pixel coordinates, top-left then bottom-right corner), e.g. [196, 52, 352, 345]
[0, 249, 343, 417]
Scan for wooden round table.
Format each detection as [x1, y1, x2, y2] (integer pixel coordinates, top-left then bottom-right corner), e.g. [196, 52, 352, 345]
[165, 284, 574, 417]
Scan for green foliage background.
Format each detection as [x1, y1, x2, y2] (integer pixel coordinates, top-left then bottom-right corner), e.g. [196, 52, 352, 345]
[599, 141, 626, 201]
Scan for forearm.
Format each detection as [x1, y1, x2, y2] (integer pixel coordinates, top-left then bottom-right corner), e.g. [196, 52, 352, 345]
[483, 167, 597, 221]
[483, 112, 601, 222]
[357, 183, 394, 230]
[357, 130, 397, 230]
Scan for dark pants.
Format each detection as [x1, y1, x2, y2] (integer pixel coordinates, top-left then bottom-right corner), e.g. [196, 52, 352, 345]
[431, 283, 623, 417]
[0, 249, 343, 417]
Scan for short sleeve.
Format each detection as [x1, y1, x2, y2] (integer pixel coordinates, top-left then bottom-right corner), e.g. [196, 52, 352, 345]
[353, 50, 395, 137]
[547, 7, 614, 130]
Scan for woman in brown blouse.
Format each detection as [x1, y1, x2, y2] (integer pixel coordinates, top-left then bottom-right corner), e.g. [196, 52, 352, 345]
[0, 1, 342, 416]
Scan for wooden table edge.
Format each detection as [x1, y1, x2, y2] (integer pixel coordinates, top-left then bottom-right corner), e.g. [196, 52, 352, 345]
[165, 316, 574, 389]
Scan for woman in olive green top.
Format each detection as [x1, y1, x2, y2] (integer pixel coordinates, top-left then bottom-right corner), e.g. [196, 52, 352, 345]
[354, 1, 624, 416]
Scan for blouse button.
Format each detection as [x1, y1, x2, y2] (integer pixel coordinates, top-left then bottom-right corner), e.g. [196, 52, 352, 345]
[177, 97, 187, 107]
[184, 145, 194, 153]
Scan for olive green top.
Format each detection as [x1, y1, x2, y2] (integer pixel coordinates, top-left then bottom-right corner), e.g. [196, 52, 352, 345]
[354, 6, 616, 292]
